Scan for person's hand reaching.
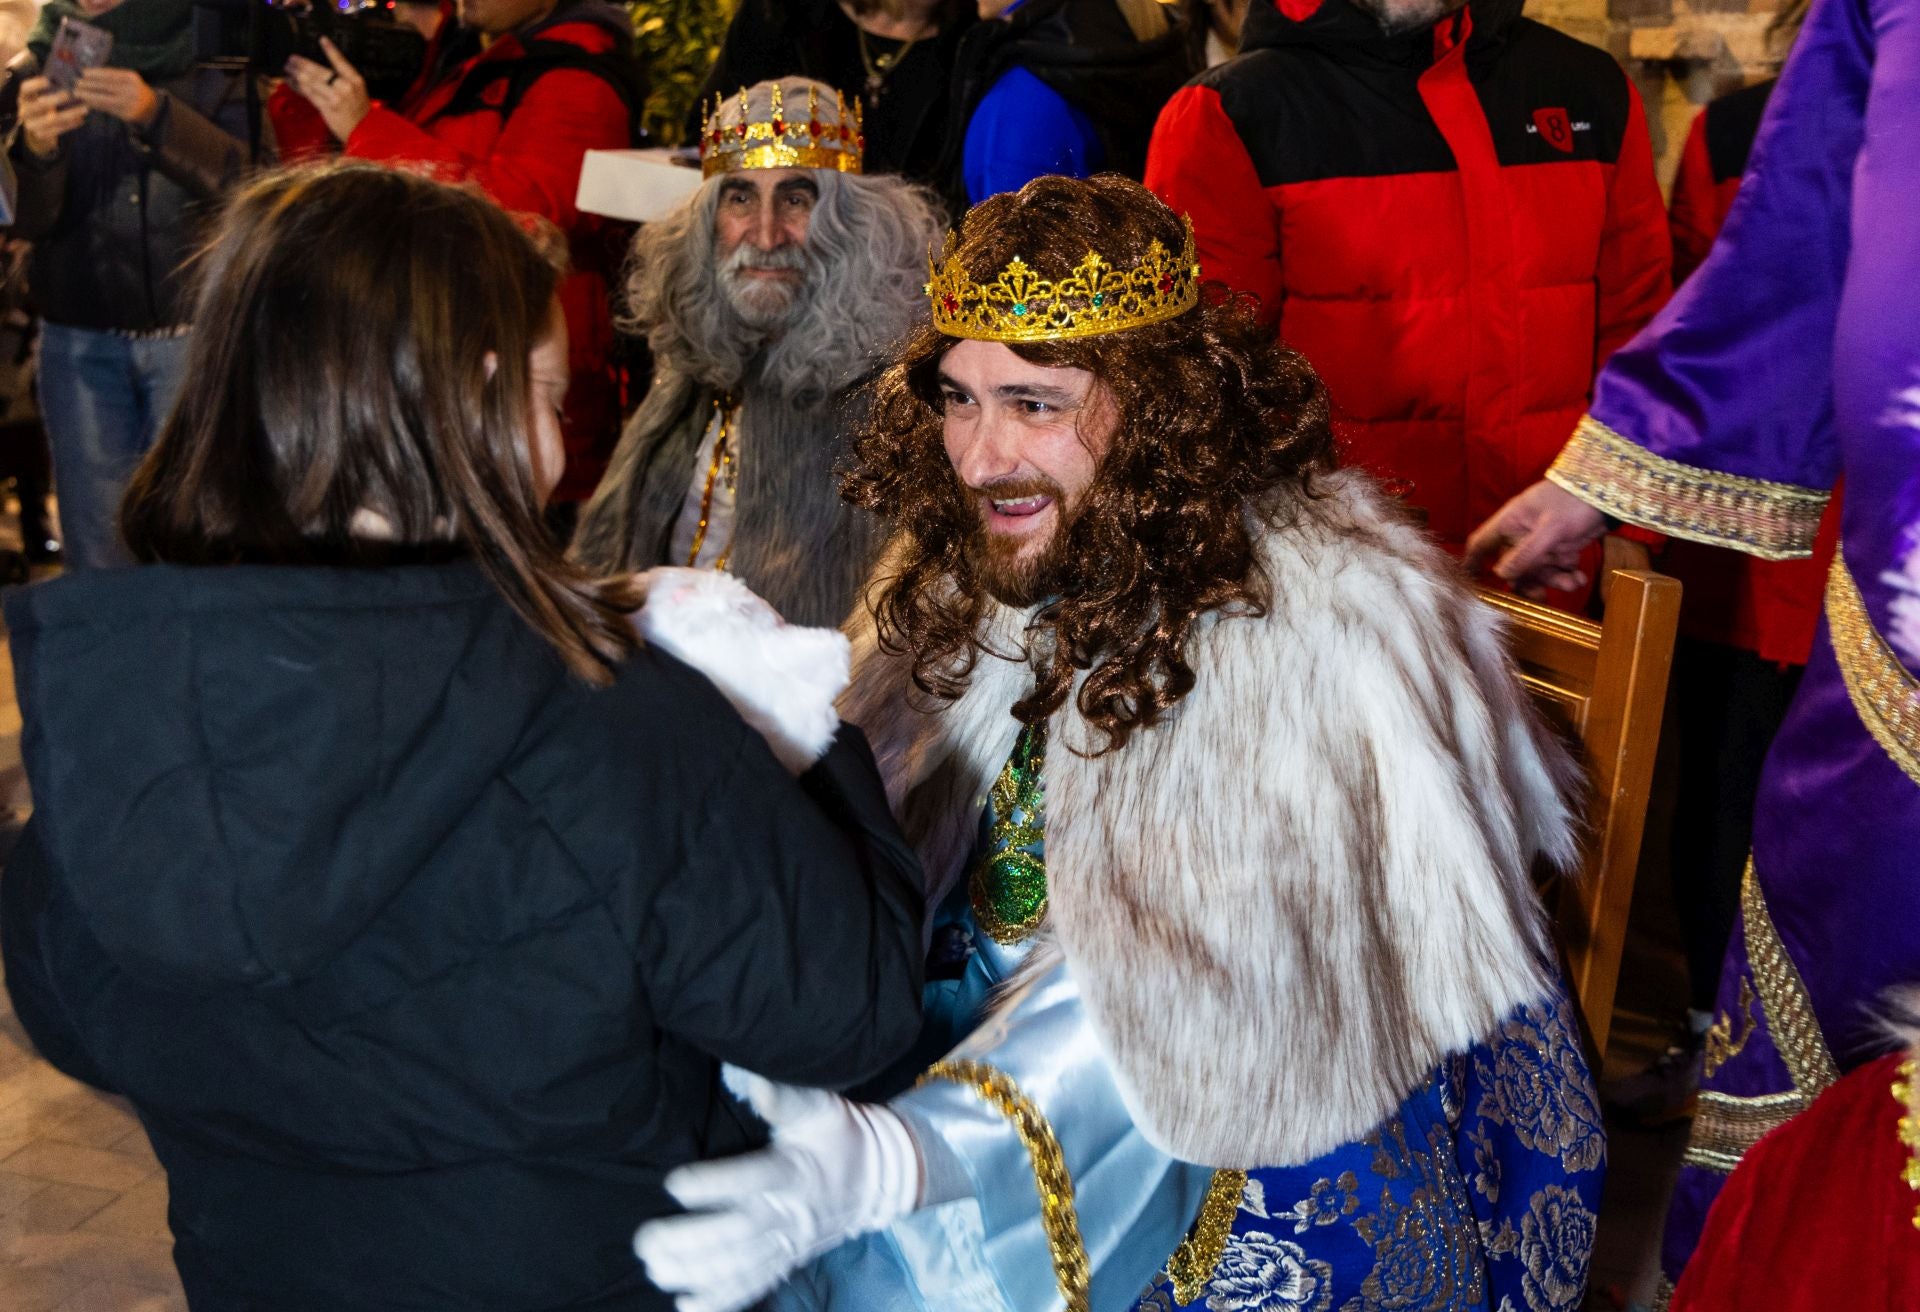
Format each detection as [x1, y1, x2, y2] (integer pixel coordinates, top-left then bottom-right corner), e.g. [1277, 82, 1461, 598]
[1464, 480, 1608, 599]
[635, 1066, 923, 1312]
[633, 569, 850, 773]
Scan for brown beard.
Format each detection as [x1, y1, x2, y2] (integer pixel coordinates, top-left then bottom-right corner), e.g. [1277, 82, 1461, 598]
[966, 475, 1075, 608]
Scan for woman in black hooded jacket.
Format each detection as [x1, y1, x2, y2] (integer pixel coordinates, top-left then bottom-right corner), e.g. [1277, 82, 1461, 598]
[0, 162, 925, 1311]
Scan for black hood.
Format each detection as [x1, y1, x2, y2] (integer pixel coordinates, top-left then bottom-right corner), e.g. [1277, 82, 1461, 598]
[1239, 0, 1525, 64]
[519, 0, 636, 47]
[4, 562, 566, 993]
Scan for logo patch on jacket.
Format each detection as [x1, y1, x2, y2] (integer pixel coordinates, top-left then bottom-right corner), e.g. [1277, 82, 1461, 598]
[1530, 107, 1575, 153]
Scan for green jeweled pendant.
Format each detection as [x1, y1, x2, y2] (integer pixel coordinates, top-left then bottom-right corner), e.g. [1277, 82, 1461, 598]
[969, 722, 1048, 945]
[973, 849, 1047, 945]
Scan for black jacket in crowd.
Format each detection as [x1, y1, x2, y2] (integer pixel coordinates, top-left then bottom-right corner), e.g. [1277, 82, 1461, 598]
[691, 0, 973, 186]
[940, 0, 1196, 207]
[6, 64, 257, 332]
[0, 560, 926, 1310]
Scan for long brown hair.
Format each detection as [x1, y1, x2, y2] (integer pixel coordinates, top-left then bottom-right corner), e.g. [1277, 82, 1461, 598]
[121, 162, 641, 685]
[845, 174, 1337, 753]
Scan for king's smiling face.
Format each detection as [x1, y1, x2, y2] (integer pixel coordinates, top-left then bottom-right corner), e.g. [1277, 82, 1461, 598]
[937, 338, 1116, 607]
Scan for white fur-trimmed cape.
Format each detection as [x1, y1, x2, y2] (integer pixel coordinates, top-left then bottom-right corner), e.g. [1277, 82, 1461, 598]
[841, 469, 1581, 1169]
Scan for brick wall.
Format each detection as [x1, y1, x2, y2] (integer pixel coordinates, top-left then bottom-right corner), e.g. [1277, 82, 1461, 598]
[1532, 0, 1792, 190]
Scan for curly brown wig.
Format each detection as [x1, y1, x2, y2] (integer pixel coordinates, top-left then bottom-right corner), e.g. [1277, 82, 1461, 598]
[843, 174, 1338, 754]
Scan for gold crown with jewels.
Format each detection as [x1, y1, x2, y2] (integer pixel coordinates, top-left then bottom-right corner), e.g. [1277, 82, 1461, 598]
[698, 80, 863, 180]
[926, 216, 1202, 343]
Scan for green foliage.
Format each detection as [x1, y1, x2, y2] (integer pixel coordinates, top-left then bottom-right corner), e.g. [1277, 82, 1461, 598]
[628, 0, 736, 147]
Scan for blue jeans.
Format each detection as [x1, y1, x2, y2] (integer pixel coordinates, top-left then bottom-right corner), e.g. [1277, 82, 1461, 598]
[37, 322, 192, 570]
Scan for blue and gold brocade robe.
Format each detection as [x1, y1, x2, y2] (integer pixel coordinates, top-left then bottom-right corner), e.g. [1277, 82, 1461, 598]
[782, 727, 1606, 1312]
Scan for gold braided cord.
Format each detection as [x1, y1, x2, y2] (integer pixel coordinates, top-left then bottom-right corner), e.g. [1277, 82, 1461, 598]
[1825, 550, 1920, 787]
[918, 1060, 1089, 1312]
[1683, 1089, 1807, 1174]
[1740, 860, 1840, 1098]
[926, 217, 1201, 344]
[1546, 415, 1829, 559]
[1167, 1169, 1247, 1302]
[684, 397, 736, 569]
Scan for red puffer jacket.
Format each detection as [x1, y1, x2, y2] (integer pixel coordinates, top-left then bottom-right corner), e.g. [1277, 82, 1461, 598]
[1664, 78, 1841, 666]
[1146, 0, 1669, 602]
[271, 1, 639, 502]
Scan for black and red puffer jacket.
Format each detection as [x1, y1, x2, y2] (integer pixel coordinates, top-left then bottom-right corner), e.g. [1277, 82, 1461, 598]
[1146, 0, 1670, 578]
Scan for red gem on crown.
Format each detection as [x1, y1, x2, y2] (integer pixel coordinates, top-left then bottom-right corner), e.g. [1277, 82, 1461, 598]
[1157, 274, 1175, 294]
[772, 118, 786, 134]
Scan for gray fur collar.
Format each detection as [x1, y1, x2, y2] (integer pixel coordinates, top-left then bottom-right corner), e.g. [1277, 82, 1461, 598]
[842, 470, 1579, 1167]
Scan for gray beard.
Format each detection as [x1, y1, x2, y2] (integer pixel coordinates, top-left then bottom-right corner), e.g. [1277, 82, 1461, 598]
[720, 246, 808, 333]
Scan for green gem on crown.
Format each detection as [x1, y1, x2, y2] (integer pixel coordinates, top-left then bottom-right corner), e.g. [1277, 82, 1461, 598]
[1012, 303, 1028, 316]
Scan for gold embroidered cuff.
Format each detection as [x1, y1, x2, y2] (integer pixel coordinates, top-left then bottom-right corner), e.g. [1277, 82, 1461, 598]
[1547, 415, 1829, 559]
[1684, 1089, 1808, 1173]
[1826, 552, 1920, 787]
[919, 1060, 1090, 1312]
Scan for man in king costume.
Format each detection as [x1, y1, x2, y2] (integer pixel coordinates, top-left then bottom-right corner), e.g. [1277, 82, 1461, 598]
[572, 77, 945, 626]
[637, 176, 1605, 1312]
[1468, 0, 1919, 1283]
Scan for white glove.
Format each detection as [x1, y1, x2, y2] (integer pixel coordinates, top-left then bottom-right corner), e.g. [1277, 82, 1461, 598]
[633, 568, 850, 774]
[635, 1065, 923, 1312]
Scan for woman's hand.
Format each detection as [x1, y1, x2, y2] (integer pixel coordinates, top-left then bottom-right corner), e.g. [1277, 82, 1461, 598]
[283, 37, 372, 142]
[18, 76, 89, 158]
[73, 66, 159, 129]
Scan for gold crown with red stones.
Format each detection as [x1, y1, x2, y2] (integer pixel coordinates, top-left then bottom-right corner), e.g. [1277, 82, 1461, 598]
[698, 80, 863, 180]
[926, 216, 1202, 343]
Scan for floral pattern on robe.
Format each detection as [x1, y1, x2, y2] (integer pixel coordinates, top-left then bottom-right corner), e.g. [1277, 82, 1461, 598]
[1131, 991, 1605, 1312]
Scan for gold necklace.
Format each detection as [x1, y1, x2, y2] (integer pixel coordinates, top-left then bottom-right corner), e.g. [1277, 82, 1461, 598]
[685, 396, 738, 570]
[857, 26, 921, 101]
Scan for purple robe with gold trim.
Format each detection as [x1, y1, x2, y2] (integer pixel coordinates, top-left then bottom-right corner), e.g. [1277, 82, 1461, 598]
[1542, 0, 1919, 1281]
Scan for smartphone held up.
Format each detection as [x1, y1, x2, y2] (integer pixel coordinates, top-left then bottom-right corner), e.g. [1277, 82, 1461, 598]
[44, 17, 113, 93]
